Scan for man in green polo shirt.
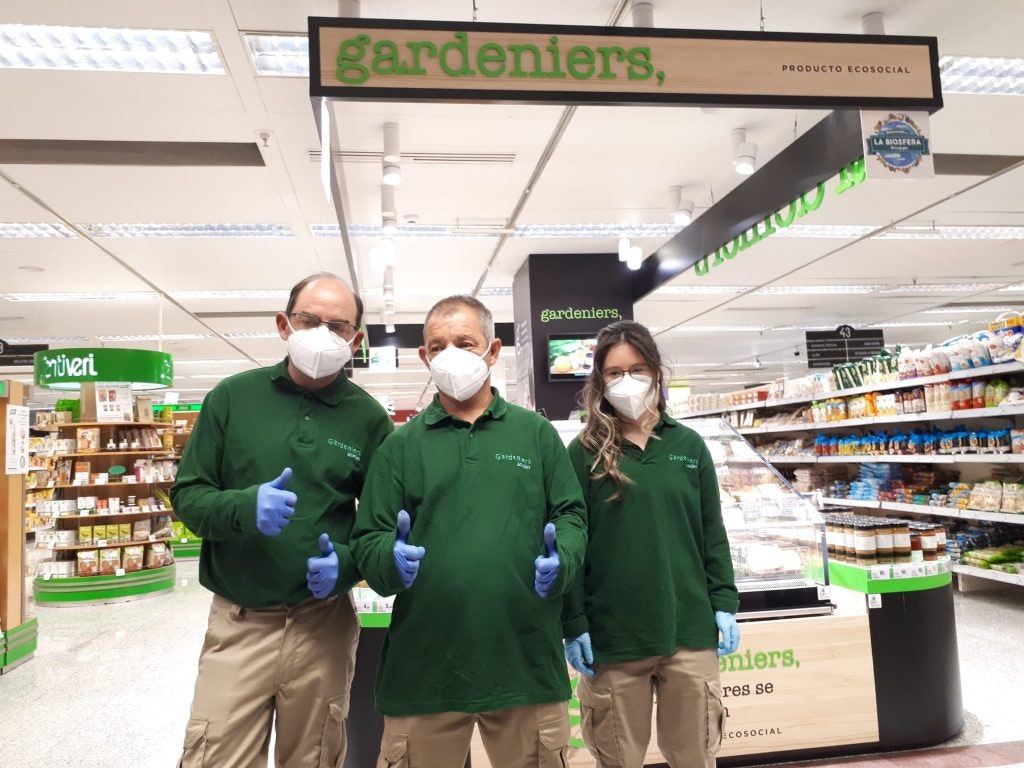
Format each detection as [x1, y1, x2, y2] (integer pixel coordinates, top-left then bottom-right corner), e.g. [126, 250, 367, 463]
[171, 273, 393, 768]
[352, 294, 587, 768]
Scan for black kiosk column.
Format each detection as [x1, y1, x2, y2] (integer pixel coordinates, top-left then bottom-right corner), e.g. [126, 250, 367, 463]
[513, 253, 634, 420]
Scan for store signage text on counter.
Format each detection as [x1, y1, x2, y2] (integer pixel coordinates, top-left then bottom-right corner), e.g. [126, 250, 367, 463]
[310, 19, 941, 110]
[695, 156, 867, 278]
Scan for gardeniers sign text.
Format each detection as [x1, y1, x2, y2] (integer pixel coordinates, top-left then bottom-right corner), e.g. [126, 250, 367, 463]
[310, 19, 941, 110]
[695, 156, 867, 278]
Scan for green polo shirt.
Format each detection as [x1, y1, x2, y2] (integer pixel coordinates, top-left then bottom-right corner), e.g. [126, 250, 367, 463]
[170, 359, 393, 608]
[352, 390, 588, 716]
[563, 412, 739, 663]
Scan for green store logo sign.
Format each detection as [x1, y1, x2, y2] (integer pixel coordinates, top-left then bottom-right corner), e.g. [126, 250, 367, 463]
[540, 306, 622, 324]
[42, 352, 98, 379]
[696, 156, 867, 278]
[336, 31, 666, 86]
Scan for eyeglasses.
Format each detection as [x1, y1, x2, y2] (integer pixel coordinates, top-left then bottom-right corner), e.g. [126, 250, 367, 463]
[288, 311, 358, 339]
[603, 365, 652, 385]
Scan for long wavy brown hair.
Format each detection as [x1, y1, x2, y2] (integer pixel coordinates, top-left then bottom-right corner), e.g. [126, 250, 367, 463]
[578, 320, 667, 500]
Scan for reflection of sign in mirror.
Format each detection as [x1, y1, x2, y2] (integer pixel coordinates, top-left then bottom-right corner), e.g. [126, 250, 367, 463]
[310, 18, 941, 110]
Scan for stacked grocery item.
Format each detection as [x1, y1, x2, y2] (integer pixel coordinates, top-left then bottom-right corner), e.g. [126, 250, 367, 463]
[822, 513, 948, 566]
[959, 545, 1024, 574]
[814, 423, 1021, 457]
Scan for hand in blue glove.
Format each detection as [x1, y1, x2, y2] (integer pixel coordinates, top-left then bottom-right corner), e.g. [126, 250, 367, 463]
[534, 523, 559, 598]
[256, 467, 296, 536]
[715, 611, 740, 656]
[307, 533, 339, 599]
[564, 632, 595, 678]
[393, 510, 425, 589]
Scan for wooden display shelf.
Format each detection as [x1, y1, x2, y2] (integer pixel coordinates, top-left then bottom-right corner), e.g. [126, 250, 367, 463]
[52, 509, 174, 522]
[49, 536, 175, 552]
[59, 450, 176, 459]
[34, 564, 177, 605]
[56, 421, 166, 429]
[29, 479, 174, 490]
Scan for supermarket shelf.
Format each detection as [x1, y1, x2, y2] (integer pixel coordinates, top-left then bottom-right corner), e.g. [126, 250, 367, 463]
[33, 564, 177, 605]
[50, 509, 174, 521]
[950, 453, 1023, 463]
[952, 563, 1024, 587]
[762, 456, 817, 464]
[682, 362, 1024, 419]
[56, 421, 166, 428]
[821, 497, 1024, 525]
[817, 455, 955, 464]
[59, 451, 176, 459]
[743, 404, 1024, 436]
[47, 536, 175, 552]
[29, 479, 174, 490]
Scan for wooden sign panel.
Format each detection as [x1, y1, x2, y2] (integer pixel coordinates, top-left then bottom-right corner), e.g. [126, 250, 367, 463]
[473, 613, 879, 766]
[310, 18, 941, 110]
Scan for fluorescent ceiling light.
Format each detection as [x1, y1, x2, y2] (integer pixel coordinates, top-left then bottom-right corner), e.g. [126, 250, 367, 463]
[674, 325, 767, 333]
[1000, 284, 1024, 292]
[866, 320, 972, 329]
[0, 24, 224, 74]
[85, 223, 292, 238]
[753, 285, 879, 295]
[875, 225, 1024, 240]
[223, 331, 280, 339]
[0, 222, 76, 238]
[243, 33, 309, 77]
[173, 358, 248, 366]
[185, 374, 231, 379]
[922, 305, 1021, 314]
[479, 287, 513, 297]
[97, 333, 210, 341]
[940, 55, 1024, 96]
[877, 282, 1003, 294]
[774, 224, 874, 239]
[2, 336, 89, 343]
[2, 291, 159, 301]
[172, 290, 290, 300]
[655, 285, 751, 295]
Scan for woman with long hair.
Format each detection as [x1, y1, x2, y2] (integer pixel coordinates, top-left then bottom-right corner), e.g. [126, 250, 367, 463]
[562, 319, 740, 768]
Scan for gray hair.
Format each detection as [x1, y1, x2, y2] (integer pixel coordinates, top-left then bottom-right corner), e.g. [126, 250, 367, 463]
[423, 295, 494, 343]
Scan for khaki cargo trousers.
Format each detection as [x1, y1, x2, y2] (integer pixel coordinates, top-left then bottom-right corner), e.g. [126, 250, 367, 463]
[376, 700, 571, 768]
[177, 593, 359, 768]
[577, 648, 725, 768]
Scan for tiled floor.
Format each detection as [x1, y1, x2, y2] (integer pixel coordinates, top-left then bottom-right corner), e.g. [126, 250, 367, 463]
[0, 562, 1022, 768]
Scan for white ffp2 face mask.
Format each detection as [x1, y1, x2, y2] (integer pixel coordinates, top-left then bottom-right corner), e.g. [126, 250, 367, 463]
[605, 374, 659, 421]
[429, 345, 492, 401]
[287, 323, 352, 380]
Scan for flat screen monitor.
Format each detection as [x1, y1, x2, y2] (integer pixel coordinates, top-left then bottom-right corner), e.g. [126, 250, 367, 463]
[547, 334, 598, 381]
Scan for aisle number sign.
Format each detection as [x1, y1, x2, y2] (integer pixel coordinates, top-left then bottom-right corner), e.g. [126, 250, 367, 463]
[310, 18, 941, 110]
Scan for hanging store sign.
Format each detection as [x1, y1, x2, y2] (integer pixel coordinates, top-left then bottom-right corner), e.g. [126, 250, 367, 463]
[34, 348, 174, 391]
[309, 18, 941, 110]
[806, 326, 886, 369]
[695, 156, 867, 278]
[862, 110, 934, 179]
[0, 340, 47, 368]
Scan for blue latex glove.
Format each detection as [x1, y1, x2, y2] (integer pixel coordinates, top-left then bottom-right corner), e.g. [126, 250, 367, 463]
[564, 632, 595, 678]
[393, 510, 425, 589]
[715, 611, 740, 656]
[307, 533, 339, 599]
[534, 523, 559, 598]
[256, 467, 296, 536]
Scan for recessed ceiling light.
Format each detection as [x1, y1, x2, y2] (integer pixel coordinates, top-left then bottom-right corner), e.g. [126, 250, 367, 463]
[876, 283, 1003, 294]
[17, 265, 45, 272]
[97, 334, 210, 341]
[940, 55, 1024, 96]
[753, 285, 879, 295]
[921, 305, 1020, 314]
[173, 358, 249, 366]
[2, 336, 89, 343]
[172, 290, 290, 300]
[866, 320, 972, 329]
[774, 225, 875, 239]
[1, 291, 159, 301]
[876, 225, 1024, 240]
[655, 285, 751, 295]
[243, 33, 308, 77]
[0, 24, 225, 74]
[0, 223, 76, 238]
[85, 223, 292, 238]
[223, 331, 281, 339]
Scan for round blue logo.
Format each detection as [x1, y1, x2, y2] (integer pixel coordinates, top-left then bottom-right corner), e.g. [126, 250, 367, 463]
[866, 114, 930, 174]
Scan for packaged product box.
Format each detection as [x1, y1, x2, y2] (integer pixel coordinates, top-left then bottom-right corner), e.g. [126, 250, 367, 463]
[98, 548, 121, 575]
[145, 542, 168, 568]
[123, 546, 144, 572]
[77, 550, 99, 576]
[152, 515, 172, 539]
[54, 530, 77, 547]
[133, 519, 152, 541]
[109, 497, 121, 513]
[76, 427, 100, 453]
[134, 396, 154, 423]
[79, 525, 94, 546]
[118, 523, 131, 543]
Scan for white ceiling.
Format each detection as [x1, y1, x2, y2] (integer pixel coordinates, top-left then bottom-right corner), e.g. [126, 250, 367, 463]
[2, 0, 1023, 410]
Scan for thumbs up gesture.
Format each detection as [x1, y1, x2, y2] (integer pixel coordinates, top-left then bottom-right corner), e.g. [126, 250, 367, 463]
[307, 533, 339, 599]
[256, 467, 297, 536]
[393, 510, 426, 589]
[534, 523, 559, 598]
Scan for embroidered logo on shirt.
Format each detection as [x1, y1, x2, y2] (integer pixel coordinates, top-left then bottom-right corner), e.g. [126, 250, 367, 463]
[495, 453, 533, 470]
[667, 454, 699, 470]
[327, 438, 362, 461]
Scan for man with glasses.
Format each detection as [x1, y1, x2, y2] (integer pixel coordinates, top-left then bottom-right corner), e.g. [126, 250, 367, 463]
[352, 295, 587, 768]
[172, 272, 394, 768]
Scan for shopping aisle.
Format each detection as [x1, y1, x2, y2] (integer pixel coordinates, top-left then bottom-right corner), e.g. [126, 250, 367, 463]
[1, 565, 1023, 768]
